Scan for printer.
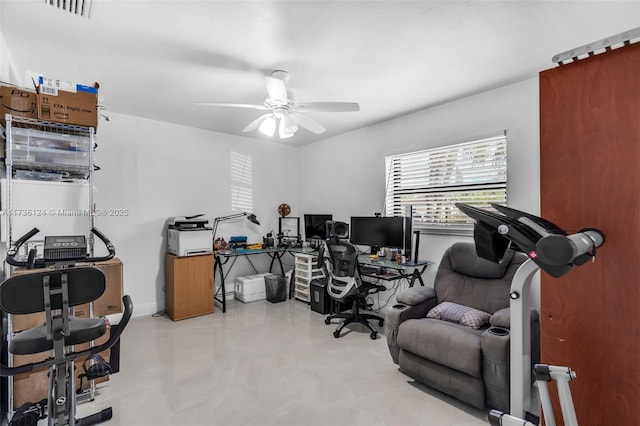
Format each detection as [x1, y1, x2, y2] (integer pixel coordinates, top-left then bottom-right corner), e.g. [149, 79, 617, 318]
[167, 215, 213, 256]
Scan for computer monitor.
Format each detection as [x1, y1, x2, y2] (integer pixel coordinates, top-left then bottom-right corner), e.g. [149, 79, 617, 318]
[350, 216, 412, 256]
[303, 214, 333, 240]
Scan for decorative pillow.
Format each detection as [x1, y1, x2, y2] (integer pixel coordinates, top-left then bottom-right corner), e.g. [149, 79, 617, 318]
[427, 302, 491, 329]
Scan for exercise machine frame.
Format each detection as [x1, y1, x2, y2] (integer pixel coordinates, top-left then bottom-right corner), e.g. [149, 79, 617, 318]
[1, 227, 133, 426]
[456, 203, 604, 424]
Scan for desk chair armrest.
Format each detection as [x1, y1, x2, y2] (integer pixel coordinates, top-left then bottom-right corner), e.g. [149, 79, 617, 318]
[1, 295, 133, 377]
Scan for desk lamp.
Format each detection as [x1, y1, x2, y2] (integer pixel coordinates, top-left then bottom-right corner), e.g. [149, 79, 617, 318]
[212, 212, 260, 243]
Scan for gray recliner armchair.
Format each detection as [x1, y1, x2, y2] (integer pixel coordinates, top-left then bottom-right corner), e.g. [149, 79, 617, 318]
[386, 242, 530, 412]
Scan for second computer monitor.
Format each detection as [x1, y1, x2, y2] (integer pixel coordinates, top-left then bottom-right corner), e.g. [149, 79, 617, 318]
[350, 216, 411, 256]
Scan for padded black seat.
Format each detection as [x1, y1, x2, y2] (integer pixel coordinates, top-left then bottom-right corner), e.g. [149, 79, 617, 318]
[10, 317, 107, 355]
[0, 267, 107, 356]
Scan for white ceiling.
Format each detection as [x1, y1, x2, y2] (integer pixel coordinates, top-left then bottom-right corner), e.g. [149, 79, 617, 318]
[2, 1, 639, 145]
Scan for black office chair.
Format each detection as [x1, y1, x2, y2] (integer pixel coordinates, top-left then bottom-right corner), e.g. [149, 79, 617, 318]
[0, 268, 132, 425]
[322, 238, 385, 339]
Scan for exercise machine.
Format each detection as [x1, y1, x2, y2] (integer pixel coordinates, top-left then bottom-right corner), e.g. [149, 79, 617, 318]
[488, 364, 579, 426]
[0, 227, 133, 426]
[455, 203, 604, 425]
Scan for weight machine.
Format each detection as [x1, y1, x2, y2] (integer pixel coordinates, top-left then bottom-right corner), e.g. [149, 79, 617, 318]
[1, 227, 133, 426]
[455, 203, 604, 425]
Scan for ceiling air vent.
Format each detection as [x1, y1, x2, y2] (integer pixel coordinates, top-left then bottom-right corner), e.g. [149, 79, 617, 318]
[45, 0, 93, 18]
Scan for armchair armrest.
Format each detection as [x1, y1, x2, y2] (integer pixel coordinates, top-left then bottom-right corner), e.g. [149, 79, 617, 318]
[396, 286, 436, 306]
[490, 307, 510, 329]
[385, 287, 437, 365]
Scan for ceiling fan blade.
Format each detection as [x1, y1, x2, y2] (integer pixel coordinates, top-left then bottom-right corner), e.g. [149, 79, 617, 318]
[195, 102, 269, 110]
[265, 76, 288, 104]
[242, 114, 271, 132]
[293, 113, 326, 134]
[294, 102, 360, 112]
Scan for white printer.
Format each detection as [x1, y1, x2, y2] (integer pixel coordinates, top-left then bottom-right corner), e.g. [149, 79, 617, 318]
[167, 215, 212, 256]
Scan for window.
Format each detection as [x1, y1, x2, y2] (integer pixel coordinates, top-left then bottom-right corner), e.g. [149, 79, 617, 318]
[230, 151, 253, 212]
[385, 133, 507, 234]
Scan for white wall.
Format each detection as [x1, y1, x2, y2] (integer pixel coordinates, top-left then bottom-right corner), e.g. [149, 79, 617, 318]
[81, 113, 299, 316]
[299, 77, 540, 307]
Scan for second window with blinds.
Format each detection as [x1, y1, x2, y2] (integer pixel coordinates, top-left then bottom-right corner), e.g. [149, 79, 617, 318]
[385, 133, 507, 235]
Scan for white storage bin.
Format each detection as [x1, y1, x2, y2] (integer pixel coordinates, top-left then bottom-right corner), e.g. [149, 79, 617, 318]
[10, 127, 90, 173]
[234, 272, 271, 303]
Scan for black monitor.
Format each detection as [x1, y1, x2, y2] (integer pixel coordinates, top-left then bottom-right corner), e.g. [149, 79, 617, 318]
[304, 214, 333, 240]
[350, 216, 412, 256]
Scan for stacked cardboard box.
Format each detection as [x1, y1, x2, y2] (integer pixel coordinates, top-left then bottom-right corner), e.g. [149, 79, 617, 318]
[36, 76, 98, 128]
[0, 85, 38, 125]
[0, 78, 99, 129]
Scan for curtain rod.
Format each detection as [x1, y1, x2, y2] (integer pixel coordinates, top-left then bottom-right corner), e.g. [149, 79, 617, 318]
[552, 27, 640, 65]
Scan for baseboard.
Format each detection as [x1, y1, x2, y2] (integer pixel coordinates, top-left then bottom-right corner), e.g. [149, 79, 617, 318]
[133, 302, 164, 318]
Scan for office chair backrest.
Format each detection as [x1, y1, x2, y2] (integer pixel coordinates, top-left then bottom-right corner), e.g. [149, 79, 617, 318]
[325, 240, 362, 301]
[0, 267, 106, 315]
[326, 240, 359, 278]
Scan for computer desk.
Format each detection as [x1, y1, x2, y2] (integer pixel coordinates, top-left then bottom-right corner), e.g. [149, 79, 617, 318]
[284, 248, 433, 299]
[357, 255, 433, 287]
[214, 248, 286, 312]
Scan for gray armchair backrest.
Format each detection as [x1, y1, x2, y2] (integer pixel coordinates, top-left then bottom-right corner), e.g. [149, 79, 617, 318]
[434, 242, 527, 314]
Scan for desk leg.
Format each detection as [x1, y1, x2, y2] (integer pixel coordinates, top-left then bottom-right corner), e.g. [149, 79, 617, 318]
[288, 266, 295, 299]
[267, 251, 286, 275]
[277, 252, 285, 275]
[214, 257, 227, 313]
[407, 266, 428, 287]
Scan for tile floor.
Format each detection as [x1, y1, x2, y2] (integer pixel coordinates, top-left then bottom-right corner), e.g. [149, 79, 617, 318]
[77, 298, 488, 426]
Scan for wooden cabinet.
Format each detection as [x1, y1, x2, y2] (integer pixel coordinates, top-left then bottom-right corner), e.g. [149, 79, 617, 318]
[165, 253, 214, 320]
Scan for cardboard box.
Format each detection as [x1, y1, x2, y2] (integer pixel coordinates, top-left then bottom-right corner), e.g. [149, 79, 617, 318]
[0, 85, 38, 124]
[83, 257, 124, 317]
[11, 258, 124, 332]
[36, 78, 98, 128]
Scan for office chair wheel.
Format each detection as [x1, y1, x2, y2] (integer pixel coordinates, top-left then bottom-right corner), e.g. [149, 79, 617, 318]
[370, 331, 378, 340]
[378, 319, 384, 326]
[333, 330, 341, 338]
[325, 318, 331, 325]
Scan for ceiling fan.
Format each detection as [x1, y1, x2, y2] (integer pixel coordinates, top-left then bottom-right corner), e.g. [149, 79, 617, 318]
[196, 70, 360, 139]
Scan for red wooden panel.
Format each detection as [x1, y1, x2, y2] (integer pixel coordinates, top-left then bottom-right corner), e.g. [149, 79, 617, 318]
[540, 42, 640, 425]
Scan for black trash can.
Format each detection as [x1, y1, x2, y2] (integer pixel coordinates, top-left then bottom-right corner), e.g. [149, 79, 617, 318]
[310, 278, 331, 314]
[265, 274, 287, 303]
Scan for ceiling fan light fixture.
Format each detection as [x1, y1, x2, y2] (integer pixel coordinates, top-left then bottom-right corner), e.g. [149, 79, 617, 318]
[258, 115, 276, 136]
[280, 115, 298, 137]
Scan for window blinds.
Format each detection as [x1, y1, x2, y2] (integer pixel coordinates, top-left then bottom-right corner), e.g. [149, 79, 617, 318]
[385, 134, 507, 234]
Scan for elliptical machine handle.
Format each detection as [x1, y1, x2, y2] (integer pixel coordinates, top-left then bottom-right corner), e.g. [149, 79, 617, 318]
[6, 227, 40, 267]
[84, 295, 132, 356]
[85, 227, 116, 263]
[5, 227, 116, 267]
